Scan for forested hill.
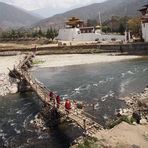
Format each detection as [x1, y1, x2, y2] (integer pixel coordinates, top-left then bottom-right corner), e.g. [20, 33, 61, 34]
[35, 0, 147, 29]
[0, 2, 41, 30]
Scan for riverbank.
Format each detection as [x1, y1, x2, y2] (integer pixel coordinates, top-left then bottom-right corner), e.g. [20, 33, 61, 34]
[0, 73, 18, 96]
[0, 55, 23, 96]
[94, 87, 148, 148]
[72, 87, 148, 148]
[0, 55, 23, 74]
[0, 54, 141, 74]
[33, 54, 141, 69]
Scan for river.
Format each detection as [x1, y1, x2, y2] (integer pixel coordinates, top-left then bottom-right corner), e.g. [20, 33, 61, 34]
[0, 57, 148, 147]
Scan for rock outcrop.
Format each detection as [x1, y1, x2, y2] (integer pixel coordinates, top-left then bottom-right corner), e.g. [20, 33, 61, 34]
[0, 73, 18, 96]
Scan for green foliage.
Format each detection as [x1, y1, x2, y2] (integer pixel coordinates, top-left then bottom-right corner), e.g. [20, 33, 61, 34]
[77, 137, 98, 148]
[32, 59, 45, 65]
[46, 28, 58, 40]
[118, 23, 125, 35]
[127, 17, 141, 36]
[102, 16, 130, 33]
[87, 19, 98, 27]
[38, 29, 44, 37]
[107, 115, 136, 129]
[102, 26, 111, 33]
[0, 28, 58, 41]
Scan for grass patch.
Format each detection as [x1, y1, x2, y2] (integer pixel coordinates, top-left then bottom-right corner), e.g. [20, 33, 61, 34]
[77, 137, 98, 148]
[33, 59, 45, 65]
[107, 115, 136, 129]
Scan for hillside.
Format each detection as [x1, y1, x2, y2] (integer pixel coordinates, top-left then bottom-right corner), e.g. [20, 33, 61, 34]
[35, 0, 148, 29]
[0, 2, 41, 30]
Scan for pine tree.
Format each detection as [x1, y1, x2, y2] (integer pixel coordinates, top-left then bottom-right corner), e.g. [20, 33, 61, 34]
[46, 28, 51, 39]
[118, 23, 125, 35]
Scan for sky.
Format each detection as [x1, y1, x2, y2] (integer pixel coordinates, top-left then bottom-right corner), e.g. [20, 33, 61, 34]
[0, 0, 107, 10]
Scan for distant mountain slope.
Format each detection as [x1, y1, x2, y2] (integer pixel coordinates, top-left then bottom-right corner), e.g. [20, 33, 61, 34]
[0, 2, 41, 30]
[35, 0, 147, 29]
[31, 6, 67, 18]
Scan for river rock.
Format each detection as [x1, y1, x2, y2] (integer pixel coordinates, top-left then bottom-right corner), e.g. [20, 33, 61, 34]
[133, 122, 137, 125]
[140, 119, 147, 125]
[138, 98, 148, 108]
[10, 84, 18, 94]
[144, 87, 148, 91]
[132, 111, 141, 124]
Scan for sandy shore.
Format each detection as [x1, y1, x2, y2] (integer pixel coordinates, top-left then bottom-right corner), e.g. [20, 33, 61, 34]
[0, 53, 145, 83]
[35, 54, 141, 68]
[0, 55, 23, 74]
[0, 54, 141, 73]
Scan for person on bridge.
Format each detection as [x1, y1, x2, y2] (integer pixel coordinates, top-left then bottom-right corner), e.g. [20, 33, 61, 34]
[49, 92, 54, 101]
[65, 99, 71, 114]
[56, 95, 60, 108]
[33, 45, 37, 55]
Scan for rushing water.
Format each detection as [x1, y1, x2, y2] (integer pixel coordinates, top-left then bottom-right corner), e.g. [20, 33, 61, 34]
[0, 57, 148, 147]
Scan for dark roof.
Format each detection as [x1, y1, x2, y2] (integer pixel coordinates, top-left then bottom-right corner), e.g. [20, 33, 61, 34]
[143, 4, 148, 8]
[138, 7, 147, 12]
[141, 15, 148, 23]
[80, 27, 94, 29]
[142, 15, 148, 19]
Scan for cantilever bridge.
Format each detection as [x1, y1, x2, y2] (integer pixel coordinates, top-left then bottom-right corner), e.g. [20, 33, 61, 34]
[9, 53, 103, 136]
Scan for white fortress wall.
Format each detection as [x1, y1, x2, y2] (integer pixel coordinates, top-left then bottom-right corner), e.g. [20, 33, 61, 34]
[146, 23, 148, 42]
[74, 33, 99, 41]
[58, 28, 78, 41]
[58, 28, 125, 41]
[142, 23, 148, 42]
[142, 23, 146, 41]
[74, 33, 124, 41]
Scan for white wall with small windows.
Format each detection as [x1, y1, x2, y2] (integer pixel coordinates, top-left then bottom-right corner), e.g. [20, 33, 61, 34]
[142, 23, 148, 42]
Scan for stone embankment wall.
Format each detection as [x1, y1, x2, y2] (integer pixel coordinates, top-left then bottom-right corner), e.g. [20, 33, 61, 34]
[0, 73, 18, 96]
[0, 42, 148, 56]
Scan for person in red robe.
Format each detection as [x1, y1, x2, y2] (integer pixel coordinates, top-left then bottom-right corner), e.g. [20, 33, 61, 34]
[65, 99, 71, 113]
[56, 95, 60, 108]
[49, 92, 54, 100]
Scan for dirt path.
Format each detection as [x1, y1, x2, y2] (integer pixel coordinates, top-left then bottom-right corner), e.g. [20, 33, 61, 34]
[95, 122, 148, 148]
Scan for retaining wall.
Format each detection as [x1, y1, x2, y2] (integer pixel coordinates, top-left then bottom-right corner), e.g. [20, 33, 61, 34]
[0, 42, 148, 56]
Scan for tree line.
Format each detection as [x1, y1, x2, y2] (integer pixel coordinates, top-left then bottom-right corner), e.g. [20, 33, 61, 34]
[0, 28, 58, 41]
[87, 16, 141, 36]
[0, 16, 141, 41]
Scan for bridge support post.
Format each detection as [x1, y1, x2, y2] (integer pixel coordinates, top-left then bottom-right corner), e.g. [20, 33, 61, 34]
[83, 118, 86, 134]
[40, 105, 61, 127]
[18, 79, 31, 93]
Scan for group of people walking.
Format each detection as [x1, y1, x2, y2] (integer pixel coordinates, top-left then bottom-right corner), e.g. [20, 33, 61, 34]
[48, 91, 61, 109]
[48, 91, 74, 114]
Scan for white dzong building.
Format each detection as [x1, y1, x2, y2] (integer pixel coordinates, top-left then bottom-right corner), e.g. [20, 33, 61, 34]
[139, 5, 148, 42]
[57, 17, 125, 42]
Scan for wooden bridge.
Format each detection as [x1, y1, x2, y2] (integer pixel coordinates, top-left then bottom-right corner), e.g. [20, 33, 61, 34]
[9, 53, 103, 136]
